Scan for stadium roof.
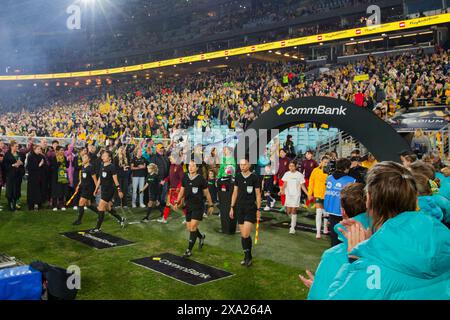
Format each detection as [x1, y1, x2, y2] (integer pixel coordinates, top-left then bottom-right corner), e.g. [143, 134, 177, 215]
[1, 12, 448, 81]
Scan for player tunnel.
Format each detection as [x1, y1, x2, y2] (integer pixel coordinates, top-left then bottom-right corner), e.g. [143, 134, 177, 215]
[235, 96, 411, 162]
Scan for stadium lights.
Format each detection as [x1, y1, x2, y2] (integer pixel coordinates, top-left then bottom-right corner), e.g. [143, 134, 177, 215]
[284, 53, 290, 57]
[358, 40, 370, 44]
[389, 35, 402, 39]
[275, 51, 281, 55]
[370, 38, 384, 42]
[292, 55, 298, 59]
[345, 42, 357, 45]
[419, 31, 433, 35]
[403, 33, 417, 37]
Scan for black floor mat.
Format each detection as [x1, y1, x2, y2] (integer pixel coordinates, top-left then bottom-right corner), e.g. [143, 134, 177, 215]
[61, 230, 135, 249]
[131, 253, 233, 286]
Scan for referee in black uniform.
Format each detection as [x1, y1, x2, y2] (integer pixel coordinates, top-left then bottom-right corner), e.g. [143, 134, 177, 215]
[72, 153, 99, 225]
[91, 151, 126, 233]
[174, 160, 214, 258]
[230, 158, 261, 267]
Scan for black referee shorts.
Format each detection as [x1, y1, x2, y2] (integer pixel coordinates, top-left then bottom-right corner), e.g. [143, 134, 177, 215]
[101, 189, 115, 203]
[80, 187, 95, 202]
[185, 207, 204, 222]
[235, 205, 257, 225]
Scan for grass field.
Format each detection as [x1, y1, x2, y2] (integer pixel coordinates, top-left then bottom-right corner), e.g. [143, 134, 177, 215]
[0, 199, 328, 300]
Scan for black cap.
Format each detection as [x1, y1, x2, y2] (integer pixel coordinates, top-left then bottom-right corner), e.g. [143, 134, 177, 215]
[350, 156, 361, 162]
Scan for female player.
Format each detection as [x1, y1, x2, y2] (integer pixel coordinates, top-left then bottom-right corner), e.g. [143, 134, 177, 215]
[280, 161, 310, 235]
[72, 153, 99, 225]
[174, 160, 214, 258]
[308, 155, 330, 238]
[229, 158, 262, 267]
[91, 151, 126, 233]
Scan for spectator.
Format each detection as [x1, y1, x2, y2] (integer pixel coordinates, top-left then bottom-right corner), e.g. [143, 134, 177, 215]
[131, 148, 147, 208]
[325, 162, 450, 300]
[324, 158, 356, 247]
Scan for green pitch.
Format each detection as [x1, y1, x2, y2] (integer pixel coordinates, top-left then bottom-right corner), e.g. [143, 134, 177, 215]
[0, 202, 328, 300]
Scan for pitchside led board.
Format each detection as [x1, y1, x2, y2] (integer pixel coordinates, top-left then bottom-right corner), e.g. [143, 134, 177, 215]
[235, 97, 411, 163]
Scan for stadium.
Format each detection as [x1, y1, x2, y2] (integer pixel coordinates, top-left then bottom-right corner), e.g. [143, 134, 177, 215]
[0, 0, 449, 306]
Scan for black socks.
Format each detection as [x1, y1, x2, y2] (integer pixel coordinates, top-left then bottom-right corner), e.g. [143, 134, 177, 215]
[241, 237, 252, 260]
[109, 208, 122, 222]
[87, 205, 98, 213]
[188, 231, 197, 250]
[145, 206, 152, 219]
[77, 206, 85, 222]
[96, 211, 105, 229]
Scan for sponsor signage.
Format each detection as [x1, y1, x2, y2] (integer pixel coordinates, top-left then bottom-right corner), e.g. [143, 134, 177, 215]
[389, 108, 449, 132]
[132, 253, 233, 286]
[236, 97, 411, 162]
[61, 230, 135, 249]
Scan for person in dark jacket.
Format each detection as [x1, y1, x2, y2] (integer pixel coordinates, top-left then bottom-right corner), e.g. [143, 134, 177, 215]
[113, 146, 130, 208]
[300, 151, 319, 206]
[284, 135, 296, 159]
[151, 144, 170, 215]
[26, 145, 47, 210]
[88, 144, 101, 175]
[50, 146, 69, 211]
[3, 141, 25, 211]
[39, 139, 52, 207]
[348, 156, 368, 184]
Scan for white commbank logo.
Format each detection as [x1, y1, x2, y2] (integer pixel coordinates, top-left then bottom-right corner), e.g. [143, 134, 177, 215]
[284, 105, 347, 116]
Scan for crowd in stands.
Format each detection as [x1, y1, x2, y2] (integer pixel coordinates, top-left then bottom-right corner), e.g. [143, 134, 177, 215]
[1, 47, 449, 142]
[0, 47, 449, 300]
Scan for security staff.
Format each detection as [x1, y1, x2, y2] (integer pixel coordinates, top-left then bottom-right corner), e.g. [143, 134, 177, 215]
[91, 151, 126, 233]
[73, 154, 98, 225]
[230, 158, 262, 267]
[174, 160, 214, 258]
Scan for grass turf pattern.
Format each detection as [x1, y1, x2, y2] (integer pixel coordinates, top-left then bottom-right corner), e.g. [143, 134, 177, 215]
[0, 203, 328, 299]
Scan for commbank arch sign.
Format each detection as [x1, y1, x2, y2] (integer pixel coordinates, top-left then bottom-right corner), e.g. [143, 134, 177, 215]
[235, 97, 411, 162]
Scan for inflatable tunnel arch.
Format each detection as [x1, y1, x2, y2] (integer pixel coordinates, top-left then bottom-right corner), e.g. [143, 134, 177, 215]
[235, 97, 411, 162]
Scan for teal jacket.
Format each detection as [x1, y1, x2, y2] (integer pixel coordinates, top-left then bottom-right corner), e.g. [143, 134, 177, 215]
[326, 211, 450, 300]
[432, 194, 450, 223]
[437, 172, 450, 201]
[307, 213, 371, 300]
[418, 196, 444, 221]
